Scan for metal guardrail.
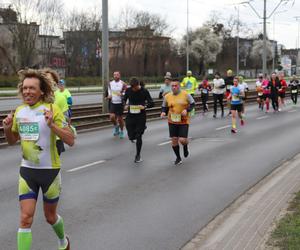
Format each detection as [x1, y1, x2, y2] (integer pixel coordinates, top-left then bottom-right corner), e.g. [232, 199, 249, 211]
[0, 90, 292, 145]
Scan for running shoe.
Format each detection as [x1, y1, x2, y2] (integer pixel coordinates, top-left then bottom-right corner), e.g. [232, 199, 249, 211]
[231, 128, 237, 133]
[119, 130, 124, 139]
[59, 236, 70, 250]
[174, 158, 182, 165]
[240, 119, 245, 126]
[134, 155, 143, 163]
[113, 126, 119, 136]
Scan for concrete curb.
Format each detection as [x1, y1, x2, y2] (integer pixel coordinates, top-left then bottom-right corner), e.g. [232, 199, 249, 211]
[182, 153, 300, 250]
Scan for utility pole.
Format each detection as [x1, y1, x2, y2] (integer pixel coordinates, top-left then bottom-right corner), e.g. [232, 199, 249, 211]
[247, 0, 290, 75]
[262, 0, 267, 75]
[236, 5, 240, 76]
[102, 0, 109, 113]
[186, 0, 189, 72]
[295, 16, 300, 75]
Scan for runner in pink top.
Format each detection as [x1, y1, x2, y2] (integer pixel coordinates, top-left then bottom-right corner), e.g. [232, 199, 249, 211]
[262, 75, 270, 113]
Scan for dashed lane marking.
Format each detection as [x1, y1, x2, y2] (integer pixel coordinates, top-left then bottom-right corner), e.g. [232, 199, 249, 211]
[256, 116, 268, 120]
[216, 125, 231, 131]
[67, 160, 106, 173]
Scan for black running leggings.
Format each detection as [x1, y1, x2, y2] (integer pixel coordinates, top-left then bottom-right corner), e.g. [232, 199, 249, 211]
[213, 93, 224, 115]
[291, 92, 298, 104]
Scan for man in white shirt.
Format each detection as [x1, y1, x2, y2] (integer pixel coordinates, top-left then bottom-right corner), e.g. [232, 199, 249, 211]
[212, 72, 225, 118]
[107, 71, 127, 139]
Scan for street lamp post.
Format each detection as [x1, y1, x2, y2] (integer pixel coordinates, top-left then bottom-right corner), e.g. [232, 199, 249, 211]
[236, 5, 240, 76]
[295, 16, 300, 75]
[102, 0, 109, 113]
[186, 0, 189, 72]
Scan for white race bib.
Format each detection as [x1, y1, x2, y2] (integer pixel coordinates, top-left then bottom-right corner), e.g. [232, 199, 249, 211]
[292, 89, 298, 94]
[129, 105, 141, 114]
[258, 92, 263, 96]
[232, 95, 240, 101]
[170, 113, 182, 122]
[19, 122, 40, 141]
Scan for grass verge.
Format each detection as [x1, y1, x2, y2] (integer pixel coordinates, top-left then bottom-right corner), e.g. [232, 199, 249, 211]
[267, 191, 300, 249]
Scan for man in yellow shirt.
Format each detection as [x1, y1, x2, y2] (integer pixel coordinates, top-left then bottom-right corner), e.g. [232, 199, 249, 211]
[180, 70, 198, 97]
[161, 79, 195, 165]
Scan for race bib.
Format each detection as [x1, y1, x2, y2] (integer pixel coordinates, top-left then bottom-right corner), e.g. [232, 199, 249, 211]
[19, 122, 39, 141]
[129, 105, 141, 114]
[202, 89, 208, 94]
[112, 91, 120, 97]
[258, 92, 263, 96]
[232, 95, 240, 101]
[292, 89, 298, 94]
[170, 113, 182, 122]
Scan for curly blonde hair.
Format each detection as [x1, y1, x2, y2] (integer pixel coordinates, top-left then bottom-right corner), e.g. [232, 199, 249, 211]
[18, 69, 54, 103]
[42, 67, 60, 85]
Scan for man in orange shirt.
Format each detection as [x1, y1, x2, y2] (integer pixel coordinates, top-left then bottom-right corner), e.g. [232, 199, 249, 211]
[161, 79, 195, 165]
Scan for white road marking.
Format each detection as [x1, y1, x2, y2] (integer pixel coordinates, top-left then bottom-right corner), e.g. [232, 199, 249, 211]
[67, 160, 106, 173]
[158, 137, 192, 146]
[216, 125, 231, 131]
[158, 141, 171, 146]
[288, 110, 297, 113]
[256, 116, 268, 120]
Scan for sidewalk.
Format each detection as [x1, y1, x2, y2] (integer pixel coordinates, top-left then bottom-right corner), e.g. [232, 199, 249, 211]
[182, 153, 300, 250]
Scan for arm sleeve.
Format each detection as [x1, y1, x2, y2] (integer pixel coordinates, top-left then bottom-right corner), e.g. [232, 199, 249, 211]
[186, 94, 195, 112]
[161, 97, 168, 113]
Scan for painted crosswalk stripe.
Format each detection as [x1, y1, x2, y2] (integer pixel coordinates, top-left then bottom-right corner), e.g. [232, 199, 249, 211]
[67, 160, 106, 173]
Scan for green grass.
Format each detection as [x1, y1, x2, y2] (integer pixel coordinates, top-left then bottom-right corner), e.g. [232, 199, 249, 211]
[267, 191, 300, 249]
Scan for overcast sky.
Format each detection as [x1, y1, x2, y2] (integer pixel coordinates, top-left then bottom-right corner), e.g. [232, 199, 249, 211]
[64, 0, 298, 49]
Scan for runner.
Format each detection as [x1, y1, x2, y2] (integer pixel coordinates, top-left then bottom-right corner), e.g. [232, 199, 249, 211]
[289, 75, 299, 105]
[262, 74, 271, 113]
[198, 78, 211, 113]
[107, 71, 127, 139]
[227, 76, 245, 133]
[2, 69, 74, 250]
[161, 79, 195, 165]
[255, 73, 264, 111]
[123, 77, 154, 163]
[43, 68, 69, 156]
[57, 79, 73, 120]
[278, 72, 287, 111]
[224, 69, 235, 116]
[180, 70, 198, 97]
[159, 72, 172, 99]
[212, 72, 225, 118]
[238, 76, 249, 115]
[268, 72, 281, 112]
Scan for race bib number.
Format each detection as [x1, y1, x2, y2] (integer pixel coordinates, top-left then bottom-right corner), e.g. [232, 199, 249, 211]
[129, 105, 141, 114]
[258, 92, 263, 96]
[170, 113, 182, 122]
[112, 91, 120, 97]
[19, 122, 39, 141]
[232, 95, 240, 101]
[292, 89, 298, 94]
[202, 89, 208, 94]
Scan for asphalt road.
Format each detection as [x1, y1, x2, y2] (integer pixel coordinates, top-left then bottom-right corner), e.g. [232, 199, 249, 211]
[1, 101, 300, 250]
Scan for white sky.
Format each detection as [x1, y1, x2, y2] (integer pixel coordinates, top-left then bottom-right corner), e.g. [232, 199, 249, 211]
[64, 0, 299, 49]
